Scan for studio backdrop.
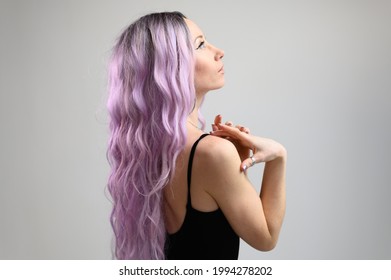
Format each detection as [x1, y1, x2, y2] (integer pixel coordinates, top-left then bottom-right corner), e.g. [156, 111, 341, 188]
[1, 0, 390, 259]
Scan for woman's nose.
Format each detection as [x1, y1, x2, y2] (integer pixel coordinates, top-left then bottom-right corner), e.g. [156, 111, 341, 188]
[212, 44, 224, 60]
[217, 48, 224, 60]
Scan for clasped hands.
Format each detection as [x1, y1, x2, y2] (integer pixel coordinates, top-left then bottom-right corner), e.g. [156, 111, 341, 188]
[210, 115, 287, 172]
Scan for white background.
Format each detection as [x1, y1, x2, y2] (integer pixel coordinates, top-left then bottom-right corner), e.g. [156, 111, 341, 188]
[1, 0, 390, 259]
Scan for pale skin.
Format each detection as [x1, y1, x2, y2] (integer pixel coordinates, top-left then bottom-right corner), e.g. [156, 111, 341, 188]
[163, 18, 286, 251]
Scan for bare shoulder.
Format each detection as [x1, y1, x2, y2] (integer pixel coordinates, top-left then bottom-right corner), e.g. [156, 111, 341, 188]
[196, 134, 241, 166]
[192, 134, 282, 252]
[193, 135, 245, 191]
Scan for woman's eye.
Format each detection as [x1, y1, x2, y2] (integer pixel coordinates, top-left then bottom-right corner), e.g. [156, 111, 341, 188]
[196, 41, 206, 50]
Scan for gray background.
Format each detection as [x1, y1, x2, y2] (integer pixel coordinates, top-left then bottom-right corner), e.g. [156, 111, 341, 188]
[1, 0, 390, 259]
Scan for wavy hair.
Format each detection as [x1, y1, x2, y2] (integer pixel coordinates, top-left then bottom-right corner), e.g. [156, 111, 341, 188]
[107, 12, 196, 259]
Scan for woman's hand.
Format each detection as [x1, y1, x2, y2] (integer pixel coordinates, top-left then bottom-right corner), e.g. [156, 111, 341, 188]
[211, 115, 286, 171]
[208, 115, 286, 250]
[211, 115, 251, 163]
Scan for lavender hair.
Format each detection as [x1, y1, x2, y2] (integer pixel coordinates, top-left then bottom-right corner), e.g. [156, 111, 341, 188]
[107, 12, 197, 259]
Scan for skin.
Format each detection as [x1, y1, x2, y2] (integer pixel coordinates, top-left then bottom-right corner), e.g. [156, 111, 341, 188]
[163, 18, 287, 251]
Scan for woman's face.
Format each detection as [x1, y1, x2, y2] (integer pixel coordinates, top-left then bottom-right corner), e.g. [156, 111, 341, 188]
[185, 19, 225, 95]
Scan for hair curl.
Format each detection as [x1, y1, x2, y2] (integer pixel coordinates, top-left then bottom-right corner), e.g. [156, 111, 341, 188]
[107, 12, 197, 259]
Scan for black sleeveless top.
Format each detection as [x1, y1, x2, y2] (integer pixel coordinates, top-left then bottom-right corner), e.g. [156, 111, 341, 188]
[165, 134, 239, 260]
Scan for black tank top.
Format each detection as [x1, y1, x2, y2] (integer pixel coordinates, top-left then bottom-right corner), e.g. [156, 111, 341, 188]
[165, 134, 239, 260]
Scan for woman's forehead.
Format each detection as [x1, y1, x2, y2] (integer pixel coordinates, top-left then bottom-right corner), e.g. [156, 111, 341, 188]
[184, 18, 204, 41]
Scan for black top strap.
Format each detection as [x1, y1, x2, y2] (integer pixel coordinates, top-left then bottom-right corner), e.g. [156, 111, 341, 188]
[187, 134, 209, 208]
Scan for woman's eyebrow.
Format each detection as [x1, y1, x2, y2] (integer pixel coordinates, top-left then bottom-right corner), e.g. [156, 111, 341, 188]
[194, 34, 204, 43]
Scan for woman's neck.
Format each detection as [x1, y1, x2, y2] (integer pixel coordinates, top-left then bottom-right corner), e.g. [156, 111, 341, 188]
[188, 111, 199, 127]
[187, 94, 203, 130]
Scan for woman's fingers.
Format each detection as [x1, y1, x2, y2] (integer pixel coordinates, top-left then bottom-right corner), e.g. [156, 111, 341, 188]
[242, 155, 258, 171]
[212, 115, 250, 134]
[212, 115, 222, 132]
[214, 115, 222, 125]
[236, 125, 250, 134]
[215, 123, 241, 135]
[211, 119, 286, 171]
[212, 124, 252, 145]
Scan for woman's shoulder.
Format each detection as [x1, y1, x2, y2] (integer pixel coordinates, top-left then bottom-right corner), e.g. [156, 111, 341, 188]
[198, 133, 236, 151]
[195, 134, 241, 170]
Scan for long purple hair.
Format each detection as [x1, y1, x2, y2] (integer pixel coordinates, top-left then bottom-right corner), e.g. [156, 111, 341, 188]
[107, 12, 196, 259]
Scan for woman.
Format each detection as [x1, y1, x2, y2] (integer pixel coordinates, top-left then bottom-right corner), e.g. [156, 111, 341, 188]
[107, 11, 286, 260]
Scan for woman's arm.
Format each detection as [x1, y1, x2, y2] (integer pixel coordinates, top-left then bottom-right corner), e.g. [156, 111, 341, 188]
[202, 122, 286, 251]
[259, 150, 286, 249]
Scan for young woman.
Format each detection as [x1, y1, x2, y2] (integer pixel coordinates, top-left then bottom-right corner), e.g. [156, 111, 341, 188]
[107, 11, 286, 260]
